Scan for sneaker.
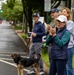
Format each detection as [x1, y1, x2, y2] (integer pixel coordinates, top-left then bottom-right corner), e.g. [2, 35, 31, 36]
[40, 71, 44, 75]
[28, 70, 36, 75]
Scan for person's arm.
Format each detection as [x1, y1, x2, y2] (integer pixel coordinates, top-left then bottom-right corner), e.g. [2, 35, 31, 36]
[67, 21, 74, 31]
[67, 21, 74, 45]
[54, 31, 70, 47]
[36, 24, 45, 37]
[46, 35, 52, 45]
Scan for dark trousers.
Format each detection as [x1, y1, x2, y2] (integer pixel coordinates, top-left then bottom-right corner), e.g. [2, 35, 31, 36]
[49, 59, 67, 75]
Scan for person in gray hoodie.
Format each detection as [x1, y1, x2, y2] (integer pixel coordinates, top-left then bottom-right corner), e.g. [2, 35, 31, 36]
[61, 7, 74, 75]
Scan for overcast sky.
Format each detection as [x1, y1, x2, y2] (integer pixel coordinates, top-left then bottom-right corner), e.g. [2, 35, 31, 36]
[0, 0, 7, 3]
[2, 0, 7, 2]
[0, 0, 7, 9]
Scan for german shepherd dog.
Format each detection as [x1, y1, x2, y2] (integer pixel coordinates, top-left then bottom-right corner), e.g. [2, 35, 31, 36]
[11, 54, 40, 75]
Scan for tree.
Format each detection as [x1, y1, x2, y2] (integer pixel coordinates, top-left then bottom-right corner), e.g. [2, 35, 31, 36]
[2, 0, 23, 22]
[21, 0, 44, 32]
[7, 0, 15, 9]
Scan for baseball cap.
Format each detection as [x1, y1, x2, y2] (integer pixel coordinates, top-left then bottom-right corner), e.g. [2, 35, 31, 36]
[56, 15, 67, 22]
[33, 13, 40, 17]
[50, 8, 59, 13]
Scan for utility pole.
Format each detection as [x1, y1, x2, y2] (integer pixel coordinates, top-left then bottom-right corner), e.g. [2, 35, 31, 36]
[22, 14, 25, 32]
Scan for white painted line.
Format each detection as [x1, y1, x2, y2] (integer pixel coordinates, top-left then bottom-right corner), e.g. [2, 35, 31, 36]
[0, 59, 30, 73]
[0, 57, 29, 61]
[0, 54, 11, 56]
[0, 59, 16, 67]
[0, 58, 13, 60]
[0, 52, 27, 54]
[0, 54, 29, 58]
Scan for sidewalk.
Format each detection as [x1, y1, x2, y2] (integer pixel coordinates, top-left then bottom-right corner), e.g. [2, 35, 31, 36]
[0, 23, 27, 53]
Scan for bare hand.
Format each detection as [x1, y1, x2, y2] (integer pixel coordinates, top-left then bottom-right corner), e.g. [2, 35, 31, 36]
[48, 26, 53, 36]
[29, 37, 32, 42]
[32, 32, 36, 37]
[47, 25, 52, 31]
[52, 28, 56, 36]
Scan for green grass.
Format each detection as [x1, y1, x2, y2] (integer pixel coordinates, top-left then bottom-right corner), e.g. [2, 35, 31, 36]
[72, 54, 74, 69]
[21, 34, 27, 39]
[42, 49, 50, 67]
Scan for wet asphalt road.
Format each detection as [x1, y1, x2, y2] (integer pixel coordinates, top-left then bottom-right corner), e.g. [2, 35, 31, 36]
[0, 23, 26, 52]
[0, 22, 30, 75]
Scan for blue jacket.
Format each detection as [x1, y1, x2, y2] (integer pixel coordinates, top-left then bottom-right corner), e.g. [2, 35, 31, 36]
[32, 21, 45, 43]
[46, 26, 70, 59]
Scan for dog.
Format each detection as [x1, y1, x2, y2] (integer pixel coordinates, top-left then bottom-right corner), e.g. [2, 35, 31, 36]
[11, 54, 41, 75]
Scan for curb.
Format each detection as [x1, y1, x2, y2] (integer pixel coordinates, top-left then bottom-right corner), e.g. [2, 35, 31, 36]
[16, 32, 27, 46]
[11, 26, 27, 47]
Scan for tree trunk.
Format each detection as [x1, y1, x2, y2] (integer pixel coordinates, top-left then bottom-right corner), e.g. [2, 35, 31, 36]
[21, 0, 28, 33]
[28, 7, 32, 32]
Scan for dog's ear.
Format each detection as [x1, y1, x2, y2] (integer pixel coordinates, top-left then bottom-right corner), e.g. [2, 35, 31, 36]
[11, 54, 17, 58]
[11, 54, 14, 58]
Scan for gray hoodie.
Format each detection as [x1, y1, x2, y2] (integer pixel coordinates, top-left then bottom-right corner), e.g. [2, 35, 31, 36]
[67, 20, 74, 48]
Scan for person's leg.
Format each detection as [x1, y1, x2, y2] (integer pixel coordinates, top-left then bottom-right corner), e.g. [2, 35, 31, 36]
[35, 43, 44, 75]
[64, 65, 67, 75]
[29, 43, 36, 74]
[29, 43, 35, 58]
[47, 45, 51, 62]
[67, 47, 74, 75]
[49, 59, 56, 75]
[56, 59, 67, 75]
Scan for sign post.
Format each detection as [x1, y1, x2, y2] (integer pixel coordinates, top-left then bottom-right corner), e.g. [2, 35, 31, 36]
[44, 0, 51, 12]
[44, 0, 51, 23]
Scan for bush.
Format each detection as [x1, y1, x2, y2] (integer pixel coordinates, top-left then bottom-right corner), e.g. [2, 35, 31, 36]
[13, 25, 22, 30]
[21, 34, 27, 39]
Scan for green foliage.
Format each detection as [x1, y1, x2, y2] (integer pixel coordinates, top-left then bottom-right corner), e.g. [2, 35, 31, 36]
[2, 0, 23, 22]
[42, 49, 50, 66]
[7, 0, 15, 9]
[21, 34, 27, 39]
[72, 54, 74, 69]
[13, 25, 22, 30]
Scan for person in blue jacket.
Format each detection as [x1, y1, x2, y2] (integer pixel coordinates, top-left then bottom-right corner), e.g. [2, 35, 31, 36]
[46, 15, 70, 75]
[29, 13, 45, 75]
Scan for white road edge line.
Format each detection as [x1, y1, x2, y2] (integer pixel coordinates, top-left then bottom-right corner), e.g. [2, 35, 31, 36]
[0, 58, 13, 60]
[0, 54, 29, 58]
[0, 52, 27, 54]
[0, 59, 30, 73]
